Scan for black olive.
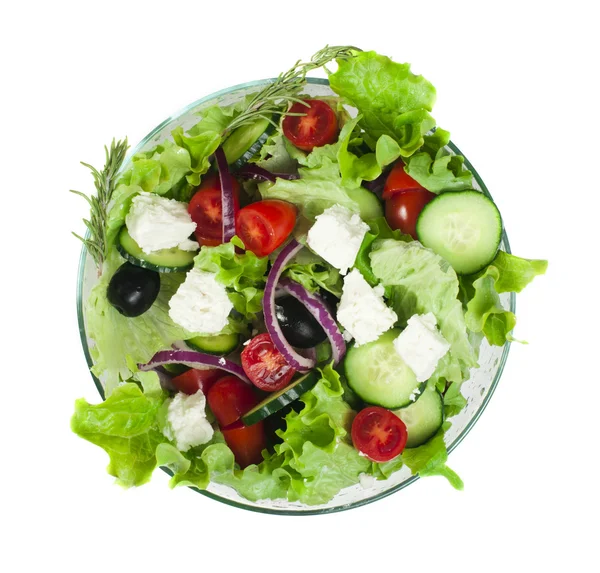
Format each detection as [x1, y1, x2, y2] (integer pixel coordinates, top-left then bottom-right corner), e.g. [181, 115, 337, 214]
[107, 262, 161, 317]
[318, 289, 340, 318]
[275, 295, 327, 349]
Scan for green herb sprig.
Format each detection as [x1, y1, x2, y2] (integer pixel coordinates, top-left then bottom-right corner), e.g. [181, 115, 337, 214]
[71, 138, 129, 268]
[222, 45, 361, 136]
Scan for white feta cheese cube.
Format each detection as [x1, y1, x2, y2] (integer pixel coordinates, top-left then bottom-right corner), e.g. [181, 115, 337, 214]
[162, 391, 214, 452]
[307, 204, 369, 275]
[126, 192, 198, 254]
[393, 313, 450, 382]
[168, 268, 233, 334]
[337, 269, 398, 346]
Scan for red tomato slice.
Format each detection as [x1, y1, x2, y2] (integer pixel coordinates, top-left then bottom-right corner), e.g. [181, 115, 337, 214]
[385, 189, 436, 239]
[221, 420, 266, 468]
[351, 406, 408, 462]
[382, 160, 425, 200]
[282, 99, 339, 152]
[188, 173, 240, 245]
[236, 200, 297, 257]
[206, 375, 259, 427]
[171, 369, 223, 395]
[241, 333, 295, 392]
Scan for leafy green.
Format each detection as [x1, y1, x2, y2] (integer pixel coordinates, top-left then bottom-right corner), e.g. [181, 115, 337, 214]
[328, 50, 436, 155]
[71, 383, 166, 487]
[402, 425, 463, 490]
[86, 251, 196, 393]
[193, 238, 269, 320]
[255, 131, 300, 174]
[442, 382, 468, 419]
[404, 129, 473, 193]
[487, 251, 548, 293]
[283, 248, 343, 297]
[370, 239, 478, 383]
[258, 118, 383, 221]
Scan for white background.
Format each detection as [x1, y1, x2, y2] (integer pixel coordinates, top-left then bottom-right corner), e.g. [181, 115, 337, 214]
[2, 1, 598, 571]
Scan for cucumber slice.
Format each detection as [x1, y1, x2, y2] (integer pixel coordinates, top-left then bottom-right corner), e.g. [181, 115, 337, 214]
[163, 363, 189, 375]
[416, 190, 502, 275]
[117, 227, 195, 273]
[223, 117, 274, 169]
[347, 186, 384, 221]
[344, 329, 424, 409]
[394, 387, 444, 448]
[241, 372, 319, 426]
[186, 332, 240, 356]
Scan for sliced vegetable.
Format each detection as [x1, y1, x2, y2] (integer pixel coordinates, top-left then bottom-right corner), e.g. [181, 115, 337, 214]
[351, 406, 408, 462]
[186, 332, 239, 356]
[385, 188, 436, 239]
[382, 160, 426, 200]
[282, 99, 338, 151]
[241, 371, 319, 426]
[393, 387, 444, 448]
[241, 333, 296, 392]
[139, 349, 251, 385]
[207, 375, 259, 427]
[223, 117, 273, 169]
[171, 368, 222, 395]
[117, 227, 195, 272]
[274, 294, 327, 349]
[214, 147, 237, 242]
[187, 172, 240, 246]
[236, 200, 297, 257]
[344, 329, 423, 409]
[416, 190, 502, 275]
[279, 277, 346, 365]
[263, 239, 317, 371]
[106, 262, 160, 317]
[221, 420, 266, 468]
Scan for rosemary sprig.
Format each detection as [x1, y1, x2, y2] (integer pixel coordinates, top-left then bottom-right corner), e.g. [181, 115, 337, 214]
[222, 45, 361, 136]
[71, 138, 129, 268]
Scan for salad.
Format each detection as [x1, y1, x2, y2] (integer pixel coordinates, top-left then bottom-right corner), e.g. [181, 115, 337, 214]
[71, 46, 547, 506]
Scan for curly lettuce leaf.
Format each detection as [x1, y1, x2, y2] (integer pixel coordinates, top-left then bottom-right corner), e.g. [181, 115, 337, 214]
[328, 50, 436, 155]
[402, 424, 463, 490]
[487, 251, 548, 293]
[193, 238, 268, 320]
[370, 239, 478, 384]
[71, 383, 166, 487]
[283, 248, 343, 297]
[86, 251, 196, 393]
[404, 128, 473, 193]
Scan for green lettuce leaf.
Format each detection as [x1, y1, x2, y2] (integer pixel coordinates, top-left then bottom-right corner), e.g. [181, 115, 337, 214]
[193, 238, 269, 320]
[370, 239, 478, 383]
[283, 248, 343, 297]
[442, 381, 468, 419]
[71, 383, 166, 487]
[255, 131, 300, 175]
[402, 425, 463, 490]
[487, 251, 548, 293]
[404, 128, 473, 193]
[328, 50, 436, 155]
[86, 251, 196, 393]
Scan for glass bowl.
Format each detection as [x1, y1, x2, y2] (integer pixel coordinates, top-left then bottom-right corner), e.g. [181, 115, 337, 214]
[77, 78, 515, 515]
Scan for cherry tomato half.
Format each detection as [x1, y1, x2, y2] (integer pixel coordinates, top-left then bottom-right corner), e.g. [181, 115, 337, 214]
[221, 420, 266, 468]
[382, 160, 425, 200]
[188, 173, 240, 245]
[236, 200, 297, 257]
[206, 375, 259, 427]
[241, 333, 295, 392]
[351, 406, 408, 462]
[171, 368, 223, 395]
[385, 189, 436, 239]
[282, 99, 339, 152]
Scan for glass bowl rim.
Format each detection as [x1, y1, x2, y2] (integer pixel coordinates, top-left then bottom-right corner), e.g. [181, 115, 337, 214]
[76, 76, 515, 515]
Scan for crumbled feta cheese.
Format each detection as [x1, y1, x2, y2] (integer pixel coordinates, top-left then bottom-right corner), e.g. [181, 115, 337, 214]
[162, 391, 213, 451]
[126, 192, 198, 254]
[307, 204, 369, 274]
[168, 269, 233, 334]
[337, 269, 398, 346]
[218, 357, 226, 366]
[393, 313, 450, 382]
[359, 473, 376, 489]
[409, 386, 422, 402]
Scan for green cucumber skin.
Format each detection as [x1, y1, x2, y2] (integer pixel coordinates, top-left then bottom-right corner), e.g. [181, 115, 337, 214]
[223, 118, 274, 169]
[186, 333, 240, 356]
[394, 388, 444, 448]
[241, 372, 319, 426]
[416, 190, 502, 275]
[117, 227, 195, 273]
